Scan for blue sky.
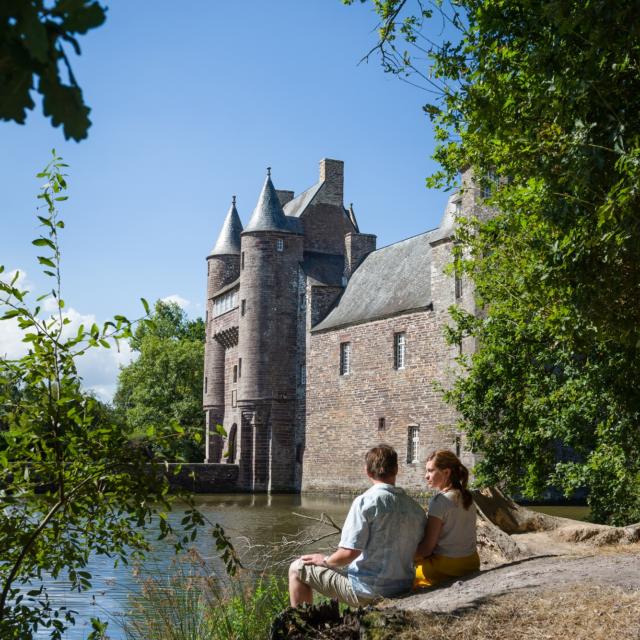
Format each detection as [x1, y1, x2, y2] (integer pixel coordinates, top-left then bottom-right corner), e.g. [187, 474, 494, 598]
[1, 1, 453, 399]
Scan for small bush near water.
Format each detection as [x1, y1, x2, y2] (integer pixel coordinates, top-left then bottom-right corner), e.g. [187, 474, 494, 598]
[121, 554, 289, 640]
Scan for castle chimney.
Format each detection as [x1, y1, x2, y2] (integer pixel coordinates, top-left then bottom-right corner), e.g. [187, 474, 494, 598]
[275, 189, 294, 207]
[344, 232, 377, 281]
[319, 158, 344, 206]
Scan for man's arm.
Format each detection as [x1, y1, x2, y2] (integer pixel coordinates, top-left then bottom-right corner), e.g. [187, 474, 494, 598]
[415, 515, 443, 559]
[300, 547, 361, 568]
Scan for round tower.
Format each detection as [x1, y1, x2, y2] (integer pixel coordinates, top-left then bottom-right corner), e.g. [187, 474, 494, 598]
[236, 168, 304, 490]
[204, 197, 242, 462]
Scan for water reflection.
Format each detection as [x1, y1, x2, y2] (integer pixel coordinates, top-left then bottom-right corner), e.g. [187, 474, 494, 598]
[35, 494, 353, 640]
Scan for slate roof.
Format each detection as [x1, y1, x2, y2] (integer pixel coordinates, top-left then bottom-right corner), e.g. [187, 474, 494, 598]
[210, 198, 243, 255]
[283, 182, 322, 218]
[312, 231, 437, 332]
[428, 193, 458, 245]
[302, 252, 345, 287]
[212, 277, 240, 298]
[245, 171, 297, 233]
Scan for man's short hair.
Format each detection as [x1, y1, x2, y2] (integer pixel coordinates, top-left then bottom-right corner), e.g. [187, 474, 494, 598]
[365, 445, 398, 480]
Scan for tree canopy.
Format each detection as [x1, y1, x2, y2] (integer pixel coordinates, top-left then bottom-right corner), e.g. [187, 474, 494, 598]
[349, 0, 640, 524]
[114, 300, 206, 462]
[0, 0, 106, 140]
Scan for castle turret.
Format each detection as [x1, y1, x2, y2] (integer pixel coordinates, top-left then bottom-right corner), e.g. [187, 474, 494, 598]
[204, 197, 242, 462]
[236, 169, 304, 491]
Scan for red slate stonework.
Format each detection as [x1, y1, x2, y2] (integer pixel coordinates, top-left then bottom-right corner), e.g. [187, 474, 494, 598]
[303, 308, 464, 493]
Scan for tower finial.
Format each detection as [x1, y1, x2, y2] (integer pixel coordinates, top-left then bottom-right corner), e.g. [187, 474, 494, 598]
[267, 166, 271, 178]
[232, 195, 236, 206]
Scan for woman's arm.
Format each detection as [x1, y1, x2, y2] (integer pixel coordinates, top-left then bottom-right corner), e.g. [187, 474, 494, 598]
[414, 515, 443, 559]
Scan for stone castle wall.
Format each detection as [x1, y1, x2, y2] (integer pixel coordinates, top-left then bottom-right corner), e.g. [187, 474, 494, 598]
[303, 307, 461, 493]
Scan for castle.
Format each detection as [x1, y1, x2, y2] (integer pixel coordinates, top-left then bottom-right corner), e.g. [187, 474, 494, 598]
[203, 159, 479, 493]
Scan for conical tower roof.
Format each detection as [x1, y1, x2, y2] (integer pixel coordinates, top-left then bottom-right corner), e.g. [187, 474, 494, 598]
[210, 196, 243, 255]
[244, 168, 291, 233]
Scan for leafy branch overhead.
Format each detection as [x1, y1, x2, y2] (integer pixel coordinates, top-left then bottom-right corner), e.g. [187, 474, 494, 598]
[0, 0, 107, 140]
[349, 0, 640, 525]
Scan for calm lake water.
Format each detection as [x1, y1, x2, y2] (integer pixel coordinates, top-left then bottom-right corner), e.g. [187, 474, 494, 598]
[35, 494, 354, 639]
[34, 494, 589, 639]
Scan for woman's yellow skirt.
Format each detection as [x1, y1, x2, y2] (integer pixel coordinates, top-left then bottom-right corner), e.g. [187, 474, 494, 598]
[414, 551, 480, 588]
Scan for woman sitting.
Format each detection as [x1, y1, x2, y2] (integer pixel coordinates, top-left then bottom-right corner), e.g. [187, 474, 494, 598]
[414, 449, 480, 588]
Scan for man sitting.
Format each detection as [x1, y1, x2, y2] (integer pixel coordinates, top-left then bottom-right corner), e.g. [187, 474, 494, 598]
[288, 444, 426, 607]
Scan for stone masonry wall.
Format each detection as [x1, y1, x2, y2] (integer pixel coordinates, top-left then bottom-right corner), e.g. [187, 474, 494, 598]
[235, 231, 304, 491]
[304, 309, 462, 493]
[301, 202, 354, 255]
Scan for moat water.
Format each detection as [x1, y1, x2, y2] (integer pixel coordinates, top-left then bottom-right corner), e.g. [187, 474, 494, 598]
[34, 494, 589, 639]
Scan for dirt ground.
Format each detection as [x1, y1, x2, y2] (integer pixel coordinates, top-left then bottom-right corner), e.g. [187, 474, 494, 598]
[391, 582, 640, 640]
[391, 545, 640, 614]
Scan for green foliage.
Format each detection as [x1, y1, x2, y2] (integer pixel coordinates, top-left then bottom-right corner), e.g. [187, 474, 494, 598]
[0, 153, 236, 639]
[0, 1, 107, 140]
[129, 301, 205, 351]
[114, 300, 206, 462]
[122, 555, 288, 640]
[349, 0, 640, 524]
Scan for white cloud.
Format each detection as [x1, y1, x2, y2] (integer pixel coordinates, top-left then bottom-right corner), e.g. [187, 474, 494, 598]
[0, 273, 136, 403]
[161, 294, 190, 309]
[0, 316, 28, 360]
[0, 268, 34, 292]
[0, 268, 34, 360]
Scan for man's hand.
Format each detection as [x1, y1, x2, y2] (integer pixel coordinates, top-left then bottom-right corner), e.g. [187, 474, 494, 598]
[300, 553, 326, 566]
[299, 548, 361, 569]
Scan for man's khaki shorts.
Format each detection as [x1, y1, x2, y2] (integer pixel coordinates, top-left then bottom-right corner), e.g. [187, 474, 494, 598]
[291, 559, 379, 607]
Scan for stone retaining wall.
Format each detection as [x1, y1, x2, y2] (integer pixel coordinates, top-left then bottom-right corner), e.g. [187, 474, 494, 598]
[165, 463, 239, 493]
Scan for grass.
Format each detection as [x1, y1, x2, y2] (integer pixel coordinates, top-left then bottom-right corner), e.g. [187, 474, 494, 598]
[120, 553, 289, 640]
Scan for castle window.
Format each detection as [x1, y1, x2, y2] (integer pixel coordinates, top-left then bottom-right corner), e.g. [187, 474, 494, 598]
[407, 426, 420, 464]
[454, 199, 462, 215]
[213, 288, 239, 317]
[339, 342, 351, 376]
[226, 424, 237, 463]
[241, 252, 245, 269]
[394, 332, 406, 370]
[300, 364, 306, 385]
[238, 358, 242, 378]
[276, 238, 284, 252]
[241, 299, 246, 316]
[204, 377, 208, 394]
[455, 435, 461, 457]
[455, 274, 463, 301]
[481, 170, 497, 199]
[233, 365, 238, 383]
[378, 417, 386, 431]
